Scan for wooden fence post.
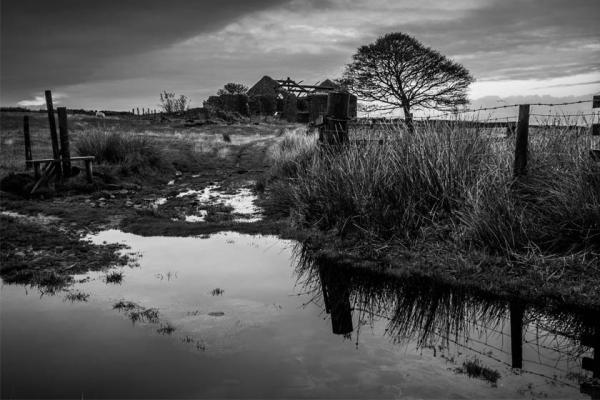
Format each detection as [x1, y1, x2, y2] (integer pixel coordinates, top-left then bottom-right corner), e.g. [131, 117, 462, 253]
[320, 92, 350, 144]
[57, 107, 71, 177]
[591, 95, 600, 161]
[45, 90, 62, 177]
[513, 104, 530, 177]
[23, 116, 32, 169]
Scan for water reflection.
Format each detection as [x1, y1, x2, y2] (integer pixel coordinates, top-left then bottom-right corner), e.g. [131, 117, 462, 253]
[296, 250, 600, 397]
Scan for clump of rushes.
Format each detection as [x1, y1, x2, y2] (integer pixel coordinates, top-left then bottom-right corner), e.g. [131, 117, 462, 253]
[222, 133, 231, 143]
[267, 118, 599, 265]
[75, 129, 173, 175]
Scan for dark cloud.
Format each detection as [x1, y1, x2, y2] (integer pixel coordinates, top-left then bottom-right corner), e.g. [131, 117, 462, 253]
[1, 0, 287, 99]
[351, 0, 599, 80]
[2, 0, 598, 108]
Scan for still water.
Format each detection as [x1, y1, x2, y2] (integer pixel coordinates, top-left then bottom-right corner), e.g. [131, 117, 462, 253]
[1, 231, 598, 398]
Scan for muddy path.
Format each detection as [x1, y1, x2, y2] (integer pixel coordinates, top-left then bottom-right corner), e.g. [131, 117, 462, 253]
[0, 123, 293, 289]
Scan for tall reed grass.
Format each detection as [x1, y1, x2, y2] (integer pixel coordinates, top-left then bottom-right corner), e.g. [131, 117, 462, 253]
[268, 120, 600, 257]
[75, 130, 172, 175]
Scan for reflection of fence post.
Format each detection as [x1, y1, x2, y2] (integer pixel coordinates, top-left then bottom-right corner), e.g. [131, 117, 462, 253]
[57, 107, 71, 177]
[318, 265, 353, 335]
[580, 322, 600, 399]
[23, 116, 32, 169]
[509, 302, 524, 369]
[591, 95, 600, 161]
[513, 104, 530, 177]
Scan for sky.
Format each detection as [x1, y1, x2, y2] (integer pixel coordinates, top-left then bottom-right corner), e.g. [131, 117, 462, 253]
[2, 0, 599, 114]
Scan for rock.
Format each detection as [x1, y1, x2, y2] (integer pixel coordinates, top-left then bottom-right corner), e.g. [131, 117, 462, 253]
[175, 170, 182, 177]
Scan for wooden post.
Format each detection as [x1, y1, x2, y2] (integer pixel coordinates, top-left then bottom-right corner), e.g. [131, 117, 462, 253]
[23, 116, 32, 169]
[57, 107, 71, 177]
[510, 302, 524, 369]
[591, 95, 600, 161]
[84, 160, 93, 183]
[513, 104, 530, 177]
[45, 90, 62, 177]
[136, 107, 140, 116]
[320, 92, 350, 144]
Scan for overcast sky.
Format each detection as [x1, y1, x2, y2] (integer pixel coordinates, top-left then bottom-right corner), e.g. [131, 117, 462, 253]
[2, 0, 599, 112]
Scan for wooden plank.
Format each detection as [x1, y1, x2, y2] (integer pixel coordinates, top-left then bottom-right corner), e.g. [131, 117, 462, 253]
[513, 104, 530, 177]
[30, 162, 56, 195]
[26, 156, 95, 163]
[57, 107, 71, 177]
[23, 116, 32, 169]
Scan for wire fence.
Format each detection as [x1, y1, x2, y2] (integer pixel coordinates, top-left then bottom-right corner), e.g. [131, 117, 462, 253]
[350, 97, 599, 129]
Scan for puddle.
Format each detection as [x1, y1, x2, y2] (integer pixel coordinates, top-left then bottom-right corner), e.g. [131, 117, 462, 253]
[177, 184, 262, 223]
[1, 230, 598, 399]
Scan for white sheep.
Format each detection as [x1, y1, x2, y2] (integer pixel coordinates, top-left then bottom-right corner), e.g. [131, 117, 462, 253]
[95, 110, 106, 118]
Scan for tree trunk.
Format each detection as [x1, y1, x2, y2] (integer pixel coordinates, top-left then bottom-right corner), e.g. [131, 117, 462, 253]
[403, 104, 414, 134]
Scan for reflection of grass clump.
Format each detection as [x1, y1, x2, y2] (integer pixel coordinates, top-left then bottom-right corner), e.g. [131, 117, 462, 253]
[458, 359, 501, 386]
[156, 323, 176, 335]
[113, 300, 159, 323]
[65, 290, 90, 302]
[105, 270, 124, 284]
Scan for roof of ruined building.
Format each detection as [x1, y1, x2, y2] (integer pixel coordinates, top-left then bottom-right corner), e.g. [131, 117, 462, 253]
[247, 75, 282, 97]
[317, 79, 340, 90]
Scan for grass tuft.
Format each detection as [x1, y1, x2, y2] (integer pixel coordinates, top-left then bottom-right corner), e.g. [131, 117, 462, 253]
[75, 130, 173, 175]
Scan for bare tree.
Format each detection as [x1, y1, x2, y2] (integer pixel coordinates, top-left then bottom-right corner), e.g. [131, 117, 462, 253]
[159, 91, 190, 114]
[216, 83, 248, 96]
[343, 32, 474, 131]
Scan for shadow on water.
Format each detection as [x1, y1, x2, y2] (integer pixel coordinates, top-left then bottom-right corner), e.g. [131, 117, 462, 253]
[294, 247, 600, 398]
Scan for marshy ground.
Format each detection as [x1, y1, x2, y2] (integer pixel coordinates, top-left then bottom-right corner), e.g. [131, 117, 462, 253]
[1, 111, 599, 398]
[1, 111, 295, 289]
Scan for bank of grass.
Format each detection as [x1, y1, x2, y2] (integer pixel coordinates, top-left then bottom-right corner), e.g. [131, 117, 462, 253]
[0, 214, 130, 291]
[265, 121, 600, 308]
